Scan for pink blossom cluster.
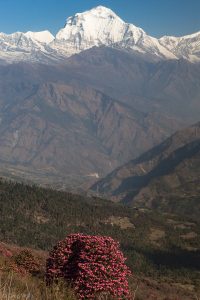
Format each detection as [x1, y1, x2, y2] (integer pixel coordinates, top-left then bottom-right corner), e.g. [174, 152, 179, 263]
[46, 234, 132, 299]
[0, 244, 12, 258]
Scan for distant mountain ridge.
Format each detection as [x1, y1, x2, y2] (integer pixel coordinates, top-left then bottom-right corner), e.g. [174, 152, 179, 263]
[0, 45, 200, 189]
[0, 6, 200, 63]
[0, 58, 181, 189]
[91, 122, 200, 219]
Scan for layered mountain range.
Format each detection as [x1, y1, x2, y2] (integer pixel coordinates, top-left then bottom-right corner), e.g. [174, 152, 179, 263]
[0, 55, 183, 189]
[0, 6, 200, 189]
[91, 122, 200, 219]
[1, 6, 200, 64]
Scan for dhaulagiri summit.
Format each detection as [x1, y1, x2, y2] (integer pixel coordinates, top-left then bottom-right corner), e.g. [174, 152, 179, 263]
[0, 5, 200, 63]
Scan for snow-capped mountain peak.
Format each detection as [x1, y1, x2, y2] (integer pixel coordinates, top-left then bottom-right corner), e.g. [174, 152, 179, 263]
[159, 31, 200, 62]
[0, 6, 200, 64]
[65, 6, 122, 26]
[55, 5, 126, 44]
[0, 30, 55, 64]
[77, 6, 120, 19]
[24, 31, 55, 44]
[53, 5, 176, 60]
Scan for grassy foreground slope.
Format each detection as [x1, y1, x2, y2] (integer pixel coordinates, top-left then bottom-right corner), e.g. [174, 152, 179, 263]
[0, 246, 198, 300]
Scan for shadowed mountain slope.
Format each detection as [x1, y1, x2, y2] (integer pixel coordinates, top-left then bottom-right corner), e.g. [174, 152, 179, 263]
[91, 122, 200, 219]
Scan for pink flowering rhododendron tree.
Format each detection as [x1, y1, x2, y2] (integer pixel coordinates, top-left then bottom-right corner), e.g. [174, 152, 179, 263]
[46, 234, 132, 299]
